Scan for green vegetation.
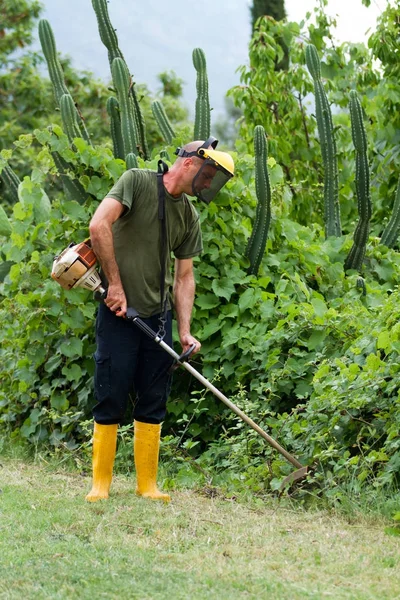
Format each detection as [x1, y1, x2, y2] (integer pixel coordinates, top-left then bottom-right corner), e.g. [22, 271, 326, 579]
[0, 0, 400, 514]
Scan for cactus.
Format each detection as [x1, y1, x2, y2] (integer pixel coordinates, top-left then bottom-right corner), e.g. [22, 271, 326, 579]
[91, 0, 124, 71]
[111, 58, 139, 156]
[92, 0, 149, 159]
[38, 19, 69, 103]
[381, 175, 400, 248]
[0, 164, 20, 203]
[305, 44, 341, 237]
[151, 100, 175, 144]
[344, 90, 371, 271]
[51, 152, 88, 205]
[38, 19, 91, 145]
[246, 125, 272, 275]
[151, 100, 176, 144]
[125, 153, 138, 170]
[60, 94, 82, 142]
[107, 96, 124, 160]
[192, 48, 211, 140]
[129, 83, 150, 160]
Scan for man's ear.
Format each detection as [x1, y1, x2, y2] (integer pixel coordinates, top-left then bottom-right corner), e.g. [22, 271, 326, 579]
[183, 157, 194, 171]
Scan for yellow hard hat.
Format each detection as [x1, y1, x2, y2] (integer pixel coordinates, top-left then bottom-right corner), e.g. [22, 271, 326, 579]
[197, 146, 235, 177]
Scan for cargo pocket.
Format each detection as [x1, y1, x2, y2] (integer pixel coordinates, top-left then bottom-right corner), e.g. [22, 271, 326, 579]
[94, 351, 111, 402]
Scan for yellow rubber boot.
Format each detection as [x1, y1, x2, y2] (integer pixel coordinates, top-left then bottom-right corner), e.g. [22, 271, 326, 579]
[85, 422, 118, 502]
[134, 420, 171, 502]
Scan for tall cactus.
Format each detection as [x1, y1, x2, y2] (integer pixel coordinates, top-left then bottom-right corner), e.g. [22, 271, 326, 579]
[246, 125, 272, 275]
[91, 0, 124, 71]
[107, 96, 124, 160]
[38, 19, 69, 103]
[91, 0, 149, 159]
[344, 90, 371, 271]
[151, 100, 176, 144]
[380, 175, 400, 248]
[60, 94, 82, 142]
[111, 58, 139, 157]
[129, 83, 150, 160]
[192, 48, 211, 140]
[0, 164, 20, 204]
[38, 19, 91, 145]
[305, 44, 341, 237]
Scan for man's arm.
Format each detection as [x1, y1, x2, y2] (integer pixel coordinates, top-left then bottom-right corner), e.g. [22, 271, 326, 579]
[89, 197, 127, 316]
[173, 258, 201, 354]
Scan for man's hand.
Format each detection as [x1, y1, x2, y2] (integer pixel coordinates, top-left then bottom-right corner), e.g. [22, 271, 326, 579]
[180, 332, 201, 355]
[105, 283, 127, 317]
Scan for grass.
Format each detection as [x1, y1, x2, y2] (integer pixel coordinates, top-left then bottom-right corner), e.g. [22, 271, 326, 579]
[1, 457, 400, 599]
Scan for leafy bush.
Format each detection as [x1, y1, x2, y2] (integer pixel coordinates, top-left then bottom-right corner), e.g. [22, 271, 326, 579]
[1, 1, 400, 499]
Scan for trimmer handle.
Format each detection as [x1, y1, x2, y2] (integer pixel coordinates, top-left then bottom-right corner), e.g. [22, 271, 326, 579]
[93, 287, 107, 302]
[179, 343, 196, 363]
[169, 343, 196, 373]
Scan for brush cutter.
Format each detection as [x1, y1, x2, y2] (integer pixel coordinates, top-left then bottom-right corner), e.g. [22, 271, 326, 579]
[51, 240, 309, 488]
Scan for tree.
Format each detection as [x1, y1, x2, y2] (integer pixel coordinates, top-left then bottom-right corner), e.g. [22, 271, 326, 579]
[250, 0, 286, 30]
[0, 0, 41, 66]
[250, 0, 288, 70]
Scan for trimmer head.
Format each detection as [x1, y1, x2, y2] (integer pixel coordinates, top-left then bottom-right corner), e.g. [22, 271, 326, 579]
[280, 465, 310, 490]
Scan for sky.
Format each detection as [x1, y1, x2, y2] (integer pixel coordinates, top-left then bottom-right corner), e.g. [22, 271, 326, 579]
[31, 0, 388, 118]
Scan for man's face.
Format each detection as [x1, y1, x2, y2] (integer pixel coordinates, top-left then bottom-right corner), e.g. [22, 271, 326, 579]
[194, 163, 218, 191]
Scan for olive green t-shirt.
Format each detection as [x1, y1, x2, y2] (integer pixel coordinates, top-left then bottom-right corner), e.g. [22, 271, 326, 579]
[106, 168, 203, 317]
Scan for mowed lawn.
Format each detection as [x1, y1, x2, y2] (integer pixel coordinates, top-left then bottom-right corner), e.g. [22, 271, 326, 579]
[0, 458, 399, 600]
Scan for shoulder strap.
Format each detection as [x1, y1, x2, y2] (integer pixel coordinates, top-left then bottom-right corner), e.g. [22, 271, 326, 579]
[157, 160, 169, 338]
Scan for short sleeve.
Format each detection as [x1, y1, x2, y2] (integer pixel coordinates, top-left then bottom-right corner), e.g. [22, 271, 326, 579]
[173, 214, 203, 259]
[106, 170, 135, 211]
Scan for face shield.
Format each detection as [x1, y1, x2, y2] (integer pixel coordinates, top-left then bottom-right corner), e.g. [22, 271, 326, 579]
[192, 156, 234, 204]
[175, 138, 235, 204]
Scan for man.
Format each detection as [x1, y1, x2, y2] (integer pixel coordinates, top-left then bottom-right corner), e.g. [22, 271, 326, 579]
[85, 138, 234, 503]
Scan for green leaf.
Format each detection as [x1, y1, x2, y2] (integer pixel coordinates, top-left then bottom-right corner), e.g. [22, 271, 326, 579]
[200, 320, 223, 340]
[311, 297, 328, 317]
[51, 394, 69, 411]
[62, 201, 89, 221]
[307, 329, 326, 350]
[195, 294, 221, 310]
[62, 363, 83, 381]
[377, 330, 391, 352]
[0, 205, 12, 237]
[212, 278, 236, 301]
[238, 288, 256, 312]
[269, 163, 284, 186]
[0, 260, 14, 282]
[59, 338, 83, 358]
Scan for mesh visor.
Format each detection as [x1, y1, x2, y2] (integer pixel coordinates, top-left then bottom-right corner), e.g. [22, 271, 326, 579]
[192, 159, 233, 204]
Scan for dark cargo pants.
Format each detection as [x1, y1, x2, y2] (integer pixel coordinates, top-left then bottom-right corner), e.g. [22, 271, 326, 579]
[92, 303, 173, 425]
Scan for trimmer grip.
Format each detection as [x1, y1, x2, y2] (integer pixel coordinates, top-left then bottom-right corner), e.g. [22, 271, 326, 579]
[93, 286, 107, 302]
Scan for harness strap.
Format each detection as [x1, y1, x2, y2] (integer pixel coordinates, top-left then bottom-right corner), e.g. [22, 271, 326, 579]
[157, 159, 169, 339]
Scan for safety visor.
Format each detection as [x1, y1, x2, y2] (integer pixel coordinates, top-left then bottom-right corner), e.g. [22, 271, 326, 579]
[192, 158, 233, 204]
[175, 137, 235, 204]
